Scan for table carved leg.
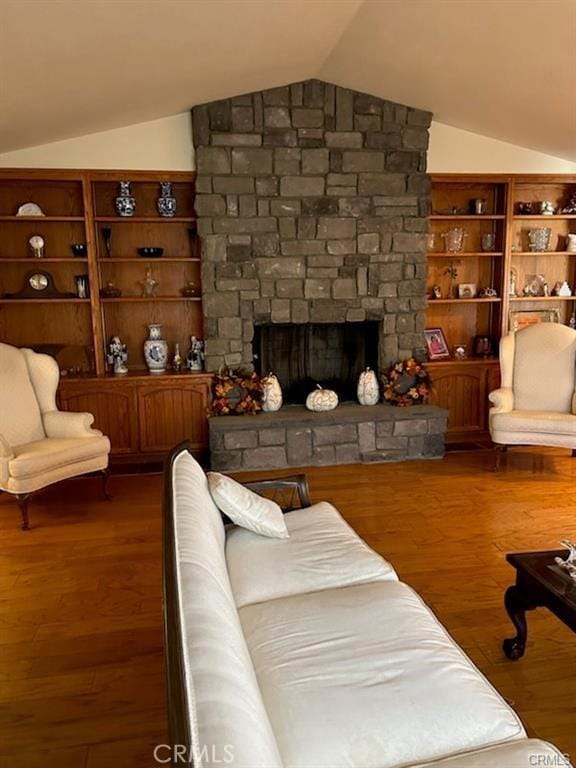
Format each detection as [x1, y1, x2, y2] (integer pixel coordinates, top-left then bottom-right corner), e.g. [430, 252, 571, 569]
[503, 584, 537, 660]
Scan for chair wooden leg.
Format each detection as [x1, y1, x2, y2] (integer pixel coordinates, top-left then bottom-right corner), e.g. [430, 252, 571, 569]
[101, 469, 112, 500]
[16, 494, 31, 531]
[494, 445, 508, 472]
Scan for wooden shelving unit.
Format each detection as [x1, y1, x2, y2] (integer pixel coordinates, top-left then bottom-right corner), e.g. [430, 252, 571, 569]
[0, 168, 210, 463]
[426, 173, 576, 443]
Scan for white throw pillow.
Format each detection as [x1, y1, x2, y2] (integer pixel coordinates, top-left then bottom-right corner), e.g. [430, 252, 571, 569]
[207, 472, 289, 539]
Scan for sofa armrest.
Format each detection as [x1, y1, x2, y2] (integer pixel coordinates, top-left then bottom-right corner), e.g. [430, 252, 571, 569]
[43, 410, 102, 439]
[241, 474, 311, 512]
[0, 433, 14, 485]
[489, 387, 514, 414]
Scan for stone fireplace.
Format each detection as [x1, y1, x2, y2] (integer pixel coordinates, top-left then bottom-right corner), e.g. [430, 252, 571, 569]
[192, 79, 447, 469]
[193, 79, 431, 372]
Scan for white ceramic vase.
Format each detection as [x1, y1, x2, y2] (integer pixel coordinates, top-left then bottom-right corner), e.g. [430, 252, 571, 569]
[144, 323, 168, 374]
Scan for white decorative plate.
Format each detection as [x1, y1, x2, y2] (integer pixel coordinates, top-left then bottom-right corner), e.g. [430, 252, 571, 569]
[17, 202, 45, 217]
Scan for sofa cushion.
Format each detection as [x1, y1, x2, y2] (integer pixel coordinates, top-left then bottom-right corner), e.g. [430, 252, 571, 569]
[240, 580, 524, 768]
[207, 471, 288, 539]
[226, 502, 397, 608]
[491, 410, 576, 435]
[172, 452, 282, 768]
[9, 436, 111, 479]
[414, 739, 571, 767]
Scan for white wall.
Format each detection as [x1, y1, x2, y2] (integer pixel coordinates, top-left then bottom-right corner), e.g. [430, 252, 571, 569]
[1, 112, 575, 175]
[428, 122, 576, 174]
[0, 114, 194, 171]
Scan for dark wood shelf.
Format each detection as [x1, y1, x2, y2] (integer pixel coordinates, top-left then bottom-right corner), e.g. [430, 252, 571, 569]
[98, 258, 200, 263]
[0, 298, 90, 304]
[95, 216, 196, 223]
[100, 296, 201, 303]
[512, 251, 576, 256]
[427, 252, 503, 258]
[509, 296, 575, 302]
[513, 215, 576, 220]
[428, 297, 502, 304]
[429, 215, 505, 221]
[0, 215, 85, 222]
[0, 258, 88, 263]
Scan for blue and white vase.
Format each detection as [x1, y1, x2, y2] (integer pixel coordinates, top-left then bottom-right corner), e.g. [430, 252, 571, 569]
[143, 324, 168, 374]
[115, 181, 136, 217]
[157, 182, 176, 217]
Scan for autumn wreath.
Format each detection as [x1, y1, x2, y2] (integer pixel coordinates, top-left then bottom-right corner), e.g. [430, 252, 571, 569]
[381, 357, 430, 407]
[212, 369, 263, 416]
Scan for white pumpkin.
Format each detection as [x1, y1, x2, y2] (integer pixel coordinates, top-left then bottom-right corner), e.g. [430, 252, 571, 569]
[306, 384, 339, 412]
[262, 372, 283, 412]
[357, 367, 379, 405]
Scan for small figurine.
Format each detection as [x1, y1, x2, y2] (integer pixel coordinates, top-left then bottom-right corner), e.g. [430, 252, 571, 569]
[555, 540, 576, 581]
[106, 336, 128, 375]
[139, 266, 158, 297]
[543, 282, 550, 297]
[540, 200, 556, 216]
[186, 336, 204, 371]
[479, 287, 497, 299]
[432, 284, 442, 299]
[516, 202, 533, 215]
[509, 268, 518, 297]
[555, 281, 573, 297]
[172, 343, 183, 372]
[560, 190, 576, 215]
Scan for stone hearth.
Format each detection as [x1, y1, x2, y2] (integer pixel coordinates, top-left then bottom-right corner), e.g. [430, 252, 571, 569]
[209, 404, 448, 471]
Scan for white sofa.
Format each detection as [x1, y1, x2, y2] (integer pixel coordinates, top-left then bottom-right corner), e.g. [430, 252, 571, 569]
[163, 444, 571, 768]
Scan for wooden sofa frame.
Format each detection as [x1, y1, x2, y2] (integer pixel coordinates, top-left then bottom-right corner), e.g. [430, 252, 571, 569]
[162, 441, 311, 765]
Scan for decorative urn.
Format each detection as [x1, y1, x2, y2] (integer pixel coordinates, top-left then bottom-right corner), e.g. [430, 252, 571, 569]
[157, 182, 177, 218]
[357, 367, 379, 405]
[262, 373, 283, 412]
[115, 181, 136, 217]
[143, 323, 168, 374]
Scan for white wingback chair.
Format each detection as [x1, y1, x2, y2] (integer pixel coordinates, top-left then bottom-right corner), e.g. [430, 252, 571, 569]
[489, 323, 576, 468]
[0, 343, 111, 529]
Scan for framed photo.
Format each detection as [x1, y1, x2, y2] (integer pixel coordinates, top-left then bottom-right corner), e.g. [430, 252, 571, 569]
[458, 282, 477, 299]
[424, 328, 450, 360]
[509, 309, 561, 333]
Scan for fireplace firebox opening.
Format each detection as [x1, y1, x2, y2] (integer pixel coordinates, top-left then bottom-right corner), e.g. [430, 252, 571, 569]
[253, 322, 379, 404]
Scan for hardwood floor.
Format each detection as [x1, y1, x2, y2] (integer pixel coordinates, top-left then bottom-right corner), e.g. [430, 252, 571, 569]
[0, 447, 575, 767]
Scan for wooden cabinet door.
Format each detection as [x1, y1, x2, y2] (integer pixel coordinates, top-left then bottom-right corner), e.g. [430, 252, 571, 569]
[427, 361, 499, 442]
[58, 382, 139, 455]
[137, 380, 209, 454]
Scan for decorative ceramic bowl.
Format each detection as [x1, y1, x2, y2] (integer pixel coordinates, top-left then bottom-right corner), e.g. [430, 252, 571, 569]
[137, 247, 164, 258]
[70, 243, 87, 257]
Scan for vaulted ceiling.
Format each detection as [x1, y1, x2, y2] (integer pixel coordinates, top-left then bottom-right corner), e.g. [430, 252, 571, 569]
[1, 0, 575, 160]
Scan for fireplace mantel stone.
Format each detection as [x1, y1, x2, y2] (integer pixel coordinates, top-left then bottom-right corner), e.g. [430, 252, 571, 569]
[209, 404, 448, 471]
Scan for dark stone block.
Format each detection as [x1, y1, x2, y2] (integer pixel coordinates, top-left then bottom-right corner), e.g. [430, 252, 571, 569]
[263, 86, 290, 106]
[226, 245, 252, 261]
[191, 105, 210, 146]
[287, 428, 313, 464]
[263, 129, 298, 147]
[301, 197, 339, 217]
[208, 101, 232, 132]
[303, 80, 325, 108]
[386, 151, 421, 172]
